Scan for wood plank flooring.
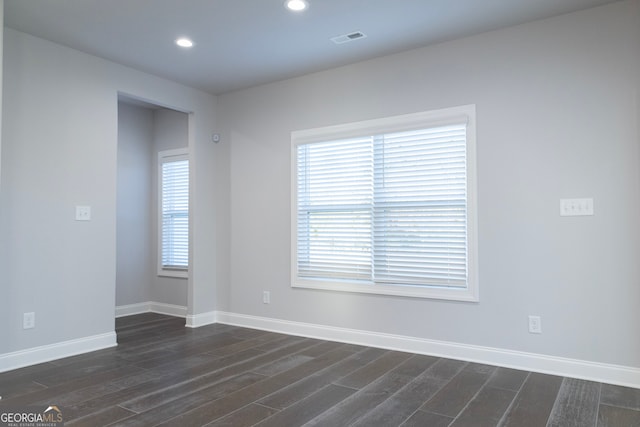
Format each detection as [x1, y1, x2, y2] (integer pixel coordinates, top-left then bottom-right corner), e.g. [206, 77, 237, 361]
[0, 313, 638, 426]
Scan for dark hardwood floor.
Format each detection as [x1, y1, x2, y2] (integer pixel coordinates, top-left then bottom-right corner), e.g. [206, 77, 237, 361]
[0, 313, 638, 426]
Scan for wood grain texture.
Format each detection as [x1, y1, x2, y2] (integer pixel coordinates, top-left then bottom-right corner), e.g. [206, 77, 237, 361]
[486, 367, 529, 391]
[500, 372, 563, 427]
[449, 386, 516, 427]
[597, 404, 640, 427]
[333, 350, 413, 389]
[350, 373, 444, 426]
[251, 384, 355, 427]
[257, 347, 386, 410]
[203, 403, 278, 427]
[304, 372, 414, 427]
[401, 410, 454, 427]
[600, 384, 640, 411]
[155, 346, 357, 426]
[420, 363, 496, 417]
[0, 314, 636, 427]
[547, 378, 601, 427]
[66, 406, 136, 427]
[108, 373, 267, 427]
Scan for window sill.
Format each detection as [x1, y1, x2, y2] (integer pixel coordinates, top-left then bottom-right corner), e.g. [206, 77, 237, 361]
[158, 268, 188, 279]
[292, 278, 478, 302]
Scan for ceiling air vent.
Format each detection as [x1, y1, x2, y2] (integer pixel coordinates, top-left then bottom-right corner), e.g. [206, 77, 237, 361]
[331, 31, 367, 45]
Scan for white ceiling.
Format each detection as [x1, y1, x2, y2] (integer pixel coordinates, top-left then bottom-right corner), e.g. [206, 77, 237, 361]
[4, 0, 620, 95]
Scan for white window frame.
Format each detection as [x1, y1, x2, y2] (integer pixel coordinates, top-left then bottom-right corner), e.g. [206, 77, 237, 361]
[158, 148, 189, 278]
[291, 105, 478, 301]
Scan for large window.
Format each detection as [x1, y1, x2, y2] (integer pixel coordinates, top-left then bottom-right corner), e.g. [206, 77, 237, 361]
[159, 149, 189, 277]
[291, 105, 478, 301]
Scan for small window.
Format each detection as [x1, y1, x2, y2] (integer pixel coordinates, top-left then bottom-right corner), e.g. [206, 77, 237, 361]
[291, 105, 478, 301]
[159, 149, 189, 277]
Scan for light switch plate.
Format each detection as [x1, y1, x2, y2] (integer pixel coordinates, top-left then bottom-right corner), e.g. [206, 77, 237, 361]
[560, 198, 593, 216]
[75, 205, 91, 221]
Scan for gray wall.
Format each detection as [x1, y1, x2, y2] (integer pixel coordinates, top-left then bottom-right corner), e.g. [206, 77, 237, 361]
[219, 0, 640, 367]
[151, 108, 189, 307]
[0, 27, 220, 355]
[116, 103, 154, 306]
[116, 104, 190, 308]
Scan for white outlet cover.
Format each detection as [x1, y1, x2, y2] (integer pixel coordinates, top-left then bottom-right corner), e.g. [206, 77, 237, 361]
[528, 315, 542, 334]
[23, 312, 35, 329]
[75, 205, 91, 221]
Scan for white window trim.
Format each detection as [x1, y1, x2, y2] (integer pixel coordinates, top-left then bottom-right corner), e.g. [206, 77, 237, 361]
[291, 105, 478, 302]
[158, 148, 189, 279]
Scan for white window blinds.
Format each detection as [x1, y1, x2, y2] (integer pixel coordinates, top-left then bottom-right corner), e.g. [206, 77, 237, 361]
[297, 137, 374, 280]
[372, 125, 468, 288]
[161, 155, 189, 270]
[293, 106, 476, 300]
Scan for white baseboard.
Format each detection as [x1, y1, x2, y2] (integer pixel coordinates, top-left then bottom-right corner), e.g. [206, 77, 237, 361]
[116, 301, 214, 327]
[216, 311, 640, 389]
[115, 302, 151, 317]
[0, 332, 117, 373]
[5, 310, 636, 388]
[115, 301, 187, 318]
[186, 311, 217, 328]
[150, 302, 188, 318]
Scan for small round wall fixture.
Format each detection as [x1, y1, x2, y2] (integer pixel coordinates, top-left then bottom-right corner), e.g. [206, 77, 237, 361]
[285, 0, 308, 12]
[175, 38, 194, 48]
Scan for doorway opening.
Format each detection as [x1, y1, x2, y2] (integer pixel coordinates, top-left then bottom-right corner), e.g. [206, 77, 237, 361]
[116, 95, 189, 323]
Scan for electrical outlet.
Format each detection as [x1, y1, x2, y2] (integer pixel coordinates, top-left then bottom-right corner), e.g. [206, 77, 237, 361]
[75, 205, 91, 221]
[263, 291, 270, 304]
[23, 312, 35, 329]
[528, 315, 542, 334]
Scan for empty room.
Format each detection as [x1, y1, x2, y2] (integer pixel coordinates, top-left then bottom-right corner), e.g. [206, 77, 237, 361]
[0, 0, 639, 426]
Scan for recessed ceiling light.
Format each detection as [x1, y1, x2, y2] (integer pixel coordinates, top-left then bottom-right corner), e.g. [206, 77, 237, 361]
[285, 0, 308, 12]
[175, 38, 194, 48]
